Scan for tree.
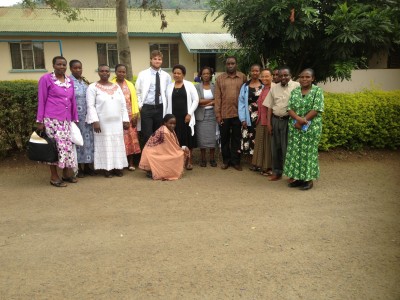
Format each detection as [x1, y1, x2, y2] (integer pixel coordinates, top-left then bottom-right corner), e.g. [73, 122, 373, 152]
[208, 0, 400, 82]
[116, 0, 133, 79]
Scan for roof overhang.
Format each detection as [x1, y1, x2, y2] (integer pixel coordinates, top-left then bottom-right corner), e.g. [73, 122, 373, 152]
[181, 33, 239, 54]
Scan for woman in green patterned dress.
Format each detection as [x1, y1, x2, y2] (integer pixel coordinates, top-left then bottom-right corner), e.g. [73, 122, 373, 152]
[283, 69, 324, 190]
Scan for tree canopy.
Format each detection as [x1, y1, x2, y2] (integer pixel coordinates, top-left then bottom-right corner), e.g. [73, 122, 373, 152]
[208, 0, 400, 82]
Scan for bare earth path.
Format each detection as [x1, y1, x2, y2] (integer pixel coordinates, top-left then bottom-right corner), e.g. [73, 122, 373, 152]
[0, 150, 399, 299]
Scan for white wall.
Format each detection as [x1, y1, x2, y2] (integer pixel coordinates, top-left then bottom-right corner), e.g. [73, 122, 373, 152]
[319, 69, 400, 93]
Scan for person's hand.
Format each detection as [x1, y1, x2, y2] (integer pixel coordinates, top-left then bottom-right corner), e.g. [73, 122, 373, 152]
[123, 121, 130, 130]
[267, 123, 273, 135]
[182, 146, 190, 156]
[93, 122, 101, 133]
[242, 121, 247, 129]
[210, 100, 215, 106]
[294, 121, 302, 130]
[131, 116, 138, 127]
[297, 117, 307, 125]
[36, 122, 44, 132]
[216, 116, 223, 125]
[184, 114, 191, 124]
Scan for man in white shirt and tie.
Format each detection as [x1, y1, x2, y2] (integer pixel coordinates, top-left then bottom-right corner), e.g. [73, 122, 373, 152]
[136, 50, 172, 143]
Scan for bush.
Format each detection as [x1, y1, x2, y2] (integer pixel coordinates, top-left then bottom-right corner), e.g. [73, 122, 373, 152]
[320, 90, 400, 150]
[0, 80, 38, 156]
[0, 81, 399, 155]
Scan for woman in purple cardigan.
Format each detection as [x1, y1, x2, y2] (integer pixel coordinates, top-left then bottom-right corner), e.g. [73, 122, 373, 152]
[36, 56, 79, 187]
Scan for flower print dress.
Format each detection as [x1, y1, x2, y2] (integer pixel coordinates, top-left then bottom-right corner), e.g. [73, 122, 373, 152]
[37, 72, 78, 169]
[241, 85, 262, 155]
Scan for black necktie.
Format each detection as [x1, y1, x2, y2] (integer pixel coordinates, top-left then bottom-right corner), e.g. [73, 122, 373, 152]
[155, 72, 160, 105]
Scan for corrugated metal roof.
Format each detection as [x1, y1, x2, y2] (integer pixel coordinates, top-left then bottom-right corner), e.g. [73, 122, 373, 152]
[182, 33, 238, 53]
[0, 7, 226, 36]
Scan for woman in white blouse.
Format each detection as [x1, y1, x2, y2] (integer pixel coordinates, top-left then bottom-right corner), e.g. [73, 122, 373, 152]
[194, 66, 218, 167]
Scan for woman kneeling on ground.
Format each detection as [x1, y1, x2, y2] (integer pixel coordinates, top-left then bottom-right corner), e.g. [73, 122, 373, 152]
[139, 114, 189, 180]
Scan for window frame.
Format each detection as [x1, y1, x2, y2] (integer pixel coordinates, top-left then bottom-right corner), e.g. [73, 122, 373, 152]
[96, 42, 119, 70]
[149, 43, 179, 69]
[9, 41, 46, 72]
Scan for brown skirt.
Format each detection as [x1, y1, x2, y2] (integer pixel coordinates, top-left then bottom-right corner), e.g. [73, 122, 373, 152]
[251, 123, 272, 170]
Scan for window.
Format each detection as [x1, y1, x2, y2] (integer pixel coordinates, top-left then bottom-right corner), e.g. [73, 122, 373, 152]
[149, 43, 179, 68]
[97, 43, 118, 68]
[9, 42, 45, 70]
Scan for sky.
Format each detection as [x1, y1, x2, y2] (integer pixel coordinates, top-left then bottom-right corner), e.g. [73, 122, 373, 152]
[1, 0, 22, 6]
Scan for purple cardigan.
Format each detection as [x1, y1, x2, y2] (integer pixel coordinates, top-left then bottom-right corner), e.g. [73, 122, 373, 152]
[36, 73, 78, 123]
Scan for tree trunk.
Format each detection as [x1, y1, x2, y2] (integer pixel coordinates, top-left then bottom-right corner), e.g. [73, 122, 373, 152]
[116, 0, 133, 80]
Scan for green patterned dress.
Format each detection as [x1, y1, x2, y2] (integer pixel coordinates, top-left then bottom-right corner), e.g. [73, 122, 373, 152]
[283, 85, 324, 181]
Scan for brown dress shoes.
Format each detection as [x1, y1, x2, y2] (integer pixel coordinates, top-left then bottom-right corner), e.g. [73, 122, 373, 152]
[268, 175, 282, 181]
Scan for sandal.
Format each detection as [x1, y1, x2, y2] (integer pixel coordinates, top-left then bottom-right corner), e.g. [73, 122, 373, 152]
[186, 163, 193, 170]
[128, 166, 136, 171]
[249, 166, 261, 172]
[50, 180, 67, 187]
[210, 160, 217, 167]
[200, 160, 206, 167]
[62, 177, 78, 183]
[260, 170, 273, 176]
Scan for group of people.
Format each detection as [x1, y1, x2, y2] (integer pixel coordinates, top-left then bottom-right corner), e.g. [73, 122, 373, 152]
[36, 51, 324, 190]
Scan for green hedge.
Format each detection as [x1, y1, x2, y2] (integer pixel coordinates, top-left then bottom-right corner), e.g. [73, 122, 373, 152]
[320, 90, 400, 150]
[0, 80, 38, 155]
[0, 80, 399, 156]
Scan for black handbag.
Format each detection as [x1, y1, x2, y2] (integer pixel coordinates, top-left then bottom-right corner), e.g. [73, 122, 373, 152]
[27, 130, 58, 163]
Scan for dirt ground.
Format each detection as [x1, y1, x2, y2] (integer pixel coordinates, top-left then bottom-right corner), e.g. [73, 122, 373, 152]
[0, 150, 399, 300]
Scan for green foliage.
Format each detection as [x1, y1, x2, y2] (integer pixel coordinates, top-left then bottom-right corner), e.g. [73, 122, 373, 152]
[207, 0, 400, 82]
[320, 90, 400, 150]
[0, 81, 399, 155]
[22, 0, 82, 22]
[0, 80, 38, 156]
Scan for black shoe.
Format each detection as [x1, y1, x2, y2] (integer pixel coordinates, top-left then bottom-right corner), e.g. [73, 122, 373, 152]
[288, 180, 304, 188]
[210, 160, 217, 167]
[146, 171, 153, 179]
[200, 160, 207, 167]
[300, 181, 313, 190]
[77, 170, 85, 178]
[220, 163, 229, 170]
[104, 171, 113, 178]
[233, 164, 242, 171]
[113, 169, 123, 177]
[84, 167, 96, 176]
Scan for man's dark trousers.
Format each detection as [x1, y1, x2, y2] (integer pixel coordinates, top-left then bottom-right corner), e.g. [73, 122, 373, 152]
[271, 115, 289, 176]
[220, 117, 241, 166]
[141, 104, 163, 144]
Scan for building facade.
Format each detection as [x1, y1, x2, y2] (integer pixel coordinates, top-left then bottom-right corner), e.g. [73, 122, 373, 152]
[0, 7, 236, 82]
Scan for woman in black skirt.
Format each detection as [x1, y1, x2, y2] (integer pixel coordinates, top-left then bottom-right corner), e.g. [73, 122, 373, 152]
[166, 64, 199, 170]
